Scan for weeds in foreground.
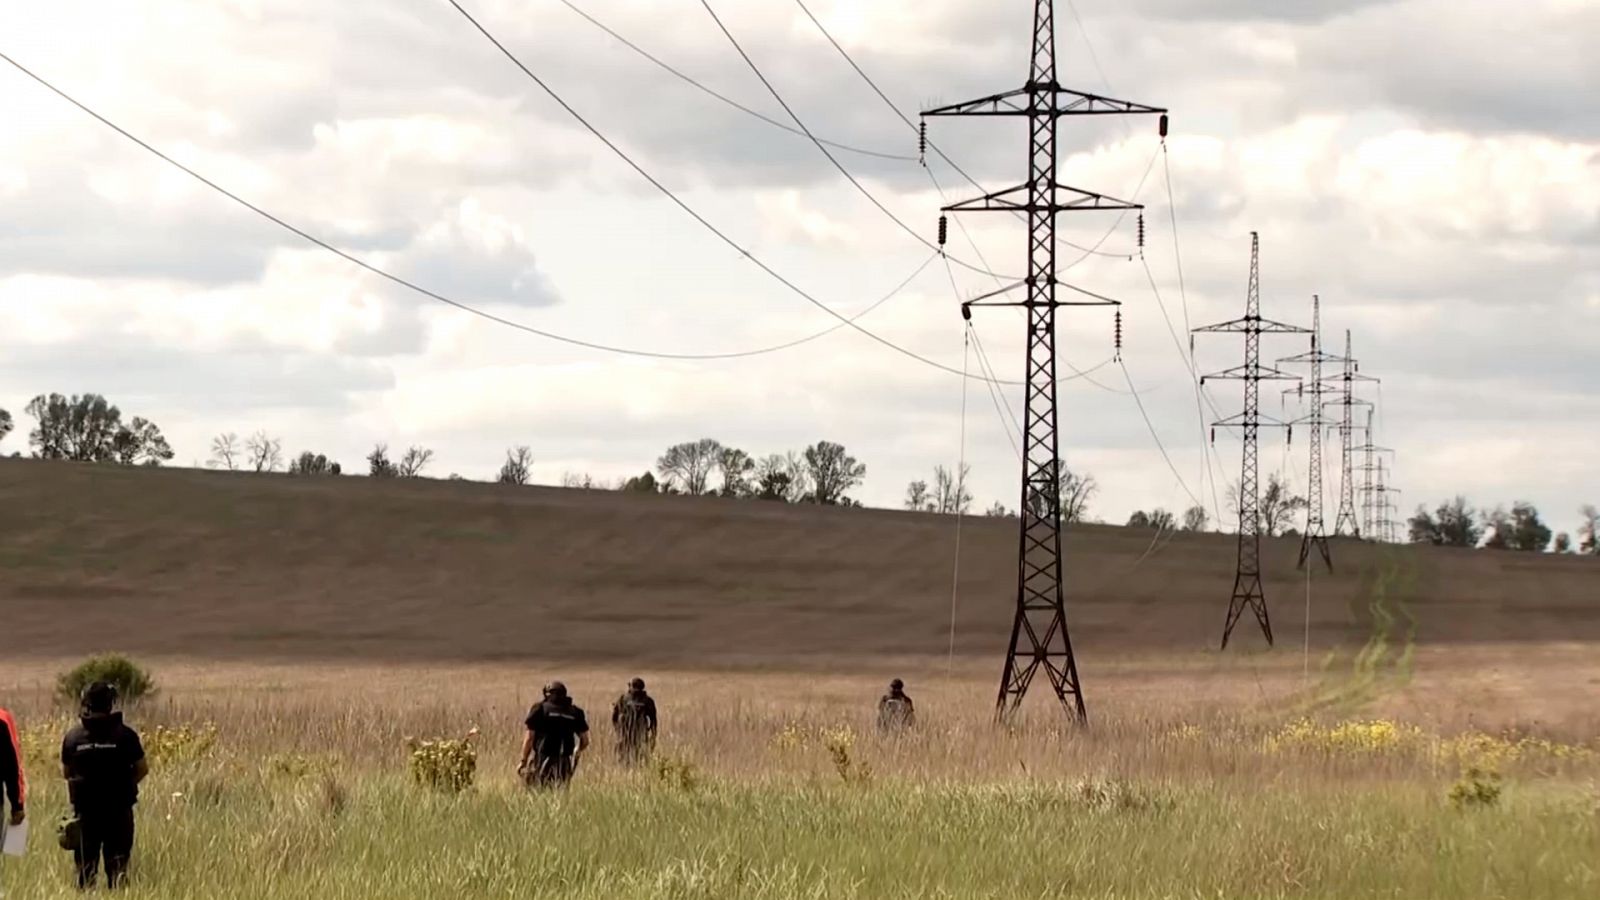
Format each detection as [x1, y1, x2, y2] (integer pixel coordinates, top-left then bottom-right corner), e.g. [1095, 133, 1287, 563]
[406, 727, 479, 793]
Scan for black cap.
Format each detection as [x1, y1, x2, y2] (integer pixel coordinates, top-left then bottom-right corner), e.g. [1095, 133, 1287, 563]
[629, 677, 645, 691]
[543, 681, 568, 699]
[82, 681, 118, 714]
[890, 678, 904, 690]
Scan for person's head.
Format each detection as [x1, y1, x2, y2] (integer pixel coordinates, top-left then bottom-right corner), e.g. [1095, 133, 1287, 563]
[629, 677, 645, 692]
[81, 681, 118, 715]
[889, 678, 904, 693]
[543, 681, 568, 702]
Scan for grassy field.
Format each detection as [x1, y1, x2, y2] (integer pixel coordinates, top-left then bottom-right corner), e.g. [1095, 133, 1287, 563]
[2, 460, 1599, 896]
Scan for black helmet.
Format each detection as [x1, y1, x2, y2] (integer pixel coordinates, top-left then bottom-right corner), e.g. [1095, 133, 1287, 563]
[543, 681, 568, 699]
[629, 677, 646, 691]
[82, 681, 118, 714]
[890, 678, 904, 691]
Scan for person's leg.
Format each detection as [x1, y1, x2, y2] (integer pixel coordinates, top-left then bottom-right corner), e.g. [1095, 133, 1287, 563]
[103, 808, 134, 889]
[75, 814, 104, 890]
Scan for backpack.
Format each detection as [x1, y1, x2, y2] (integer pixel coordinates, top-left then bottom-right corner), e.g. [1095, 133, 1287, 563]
[617, 694, 651, 740]
[879, 696, 912, 729]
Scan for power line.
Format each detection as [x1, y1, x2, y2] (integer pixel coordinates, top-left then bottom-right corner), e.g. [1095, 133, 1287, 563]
[0, 48, 950, 364]
[697, 0, 1015, 281]
[555, 0, 915, 163]
[791, 0, 1136, 261]
[1118, 359, 1205, 511]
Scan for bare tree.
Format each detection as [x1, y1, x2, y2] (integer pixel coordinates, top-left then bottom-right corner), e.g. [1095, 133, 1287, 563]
[717, 446, 755, 497]
[209, 432, 241, 470]
[1230, 474, 1306, 536]
[1182, 505, 1210, 532]
[244, 431, 283, 473]
[657, 439, 722, 496]
[1025, 461, 1096, 523]
[985, 501, 1013, 517]
[368, 443, 398, 479]
[783, 450, 812, 503]
[933, 463, 973, 515]
[497, 446, 533, 486]
[560, 472, 599, 489]
[398, 446, 434, 478]
[803, 440, 866, 506]
[904, 480, 931, 511]
[0, 408, 11, 448]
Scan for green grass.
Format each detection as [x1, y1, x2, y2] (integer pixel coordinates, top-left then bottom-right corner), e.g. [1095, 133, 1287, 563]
[5, 764, 1597, 899]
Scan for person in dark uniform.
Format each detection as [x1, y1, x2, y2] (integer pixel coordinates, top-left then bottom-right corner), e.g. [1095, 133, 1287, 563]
[610, 677, 658, 765]
[61, 682, 147, 890]
[0, 703, 25, 839]
[877, 678, 916, 733]
[519, 682, 589, 789]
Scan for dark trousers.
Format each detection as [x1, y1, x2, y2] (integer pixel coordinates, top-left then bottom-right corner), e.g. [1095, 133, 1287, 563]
[74, 807, 135, 889]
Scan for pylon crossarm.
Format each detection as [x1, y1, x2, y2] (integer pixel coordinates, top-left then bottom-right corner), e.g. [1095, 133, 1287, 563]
[923, 85, 1166, 118]
[1280, 349, 1348, 365]
[1194, 317, 1309, 334]
[1202, 363, 1303, 382]
[1212, 412, 1297, 430]
[943, 182, 1141, 214]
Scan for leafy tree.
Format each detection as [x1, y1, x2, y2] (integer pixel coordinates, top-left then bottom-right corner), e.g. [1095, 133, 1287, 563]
[717, 446, 755, 498]
[245, 431, 283, 473]
[0, 408, 13, 447]
[1435, 496, 1481, 547]
[933, 463, 972, 515]
[1408, 505, 1440, 544]
[497, 446, 533, 486]
[209, 432, 241, 470]
[754, 455, 793, 502]
[287, 452, 339, 476]
[398, 446, 434, 478]
[803, 440, 866, 506]
[1484, 501, 1550, 552]
[1553, 532, 1573, 554]
[1579, 504, 1599, 556]
[1181, 505, 1210, 532]
[904, 480, 931, 511]
[1127, 509, 1176, 531]
[25, 394, 171, 466]
[657, 439, 721, 496]
[1260, 474, 1306, 537]
[368, 443, 398, 479]
[620, 471, 660, 493]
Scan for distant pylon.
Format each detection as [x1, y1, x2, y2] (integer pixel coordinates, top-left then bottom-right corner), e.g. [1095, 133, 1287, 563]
[1374, 458, 1402, 543]
[1355, 407, 1393, 541]
[1194, 233, 1308, 649]
[1279, 295, 1340, 571]
[1328, 331, 1376, 538]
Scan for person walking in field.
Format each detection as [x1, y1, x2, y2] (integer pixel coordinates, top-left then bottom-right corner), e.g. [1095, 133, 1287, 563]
[610, 678, 658, 765]
[1, 703, 25, 850]
[519, 682, 589, 789]
[877, 678, 916, 733]
[61, 682, 147, 890]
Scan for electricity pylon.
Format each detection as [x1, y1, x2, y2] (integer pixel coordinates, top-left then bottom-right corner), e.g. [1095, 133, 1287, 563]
[1194, 233, 1308, 650]
[1375, 458, 1402, 543]
[1356, 407, 1394, 541]
[1279, 294, 1343, 571]
[922, 0, 1165, 722]
[1327, 331, 1376, 538]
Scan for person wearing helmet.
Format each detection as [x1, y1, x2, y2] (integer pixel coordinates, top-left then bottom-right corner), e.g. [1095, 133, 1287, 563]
[610, 677, 658, 765]
[519, 681, 589, 789]
[61, 682, 147, 889]
[877, 678, 915, 733]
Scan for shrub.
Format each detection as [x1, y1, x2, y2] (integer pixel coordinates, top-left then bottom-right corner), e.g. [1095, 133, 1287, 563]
[406, 727, 479, 793]
[652, 755, 701, 792]
[56, 654, 156, 706]
[821, 725, 871, 785]
[1449, 767, 1503, 809]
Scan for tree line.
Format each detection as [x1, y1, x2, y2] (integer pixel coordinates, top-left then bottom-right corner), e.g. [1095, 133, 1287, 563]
[1409, 497, 1598, 555]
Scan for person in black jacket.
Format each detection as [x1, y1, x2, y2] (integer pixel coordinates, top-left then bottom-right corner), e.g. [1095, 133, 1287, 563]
[61, 682, 147, 890]
[0, 705, 25, 835]
[610, 677, 658, 765]
[518, 682, 589, 789]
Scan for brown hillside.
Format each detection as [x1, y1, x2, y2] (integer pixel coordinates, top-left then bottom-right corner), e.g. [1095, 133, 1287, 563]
[0, 459, 1595, 666]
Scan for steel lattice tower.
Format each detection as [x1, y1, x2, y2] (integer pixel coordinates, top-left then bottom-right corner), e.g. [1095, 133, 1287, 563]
[923, 0, 1165, 721]
[1279, 295, 1342, 571]
[1329, 331, 1375, 538]
[1374, 458, 1401, 543]
[1194, 234, 1308, 649]
[1356, 408, 1393, 541]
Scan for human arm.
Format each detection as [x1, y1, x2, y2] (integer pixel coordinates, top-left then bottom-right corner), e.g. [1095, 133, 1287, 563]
[575, 709, 591, 756]
[127, 728, 148, 784]
[646, 698, 659, 737]
[519, 705, 541, 771]
[518, 730, 535, 771]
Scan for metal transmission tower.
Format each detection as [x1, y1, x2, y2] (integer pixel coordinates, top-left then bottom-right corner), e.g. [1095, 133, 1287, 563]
[1375, 458, 1402, 543]
[1355, 407, 1394, 541]
[922, 1, 1165, 722]
[1279, 295, 1342, 571]
[1328, 331, 1376, 538]
[1194, 233, 1308, 650]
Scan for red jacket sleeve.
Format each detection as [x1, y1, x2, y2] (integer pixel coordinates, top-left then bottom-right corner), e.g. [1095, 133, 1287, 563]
[0, 709, 24, 811]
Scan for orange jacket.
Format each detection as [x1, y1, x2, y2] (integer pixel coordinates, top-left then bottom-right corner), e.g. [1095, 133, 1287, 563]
[0, 708, 24, 812]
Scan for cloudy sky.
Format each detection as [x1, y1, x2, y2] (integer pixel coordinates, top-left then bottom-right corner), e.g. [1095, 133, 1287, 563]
[1, 0, 1595, 534]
